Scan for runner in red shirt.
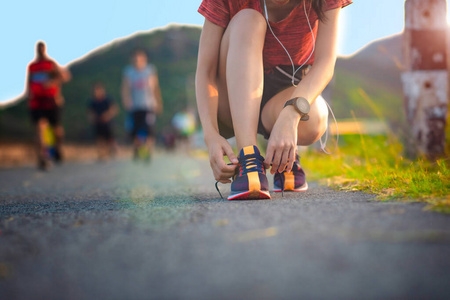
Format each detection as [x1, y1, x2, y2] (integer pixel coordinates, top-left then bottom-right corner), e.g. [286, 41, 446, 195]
[196, 0, 352, 200]
[26, 41, 71, 168]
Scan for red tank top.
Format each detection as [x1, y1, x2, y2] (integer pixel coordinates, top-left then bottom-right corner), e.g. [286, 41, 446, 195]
[28, 59, 60, 109]
[198, 0, 352, 72]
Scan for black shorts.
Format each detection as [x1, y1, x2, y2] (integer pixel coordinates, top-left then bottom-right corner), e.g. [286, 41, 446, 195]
[30, 108, 61, 127]
[131, 110, 156, 138]
[94, 122, 114, 140]
[218, 65, 310, 140]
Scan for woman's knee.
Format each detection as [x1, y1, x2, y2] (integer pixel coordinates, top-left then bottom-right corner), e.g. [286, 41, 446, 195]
[228, 9, 267, 38]
[297, 96, 329, 145]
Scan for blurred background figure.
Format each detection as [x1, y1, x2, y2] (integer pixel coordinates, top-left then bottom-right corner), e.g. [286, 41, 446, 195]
[171, 107, 197, 152]
[159, 125, 177, 151]
[87, 82, 118, 161]
[121, 49, 163, 161]
[26, 41, 71, 170]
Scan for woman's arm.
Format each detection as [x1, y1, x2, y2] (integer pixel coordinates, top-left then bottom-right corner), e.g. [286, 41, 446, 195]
[289, 7, 340, 103]
[195, 19, 223, 140]
[195, 19, 238, 183]
[265, 8, 341, 174]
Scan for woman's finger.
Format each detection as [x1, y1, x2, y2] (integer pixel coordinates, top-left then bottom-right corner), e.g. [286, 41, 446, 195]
[218, 178, 232, 184]
[270, 146, 283, 174]
[223, 144, 238, 165]
[286, 147, 296, 173]
[221, 168, 236, 179]
[212, 158, 236, 180]
[278, 147, 290, 173]
[264, 143, 274, 169]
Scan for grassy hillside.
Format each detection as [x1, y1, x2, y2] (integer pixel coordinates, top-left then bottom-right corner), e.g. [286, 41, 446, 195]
[332, 66, 405, 129]
[330, 33, 407, 138]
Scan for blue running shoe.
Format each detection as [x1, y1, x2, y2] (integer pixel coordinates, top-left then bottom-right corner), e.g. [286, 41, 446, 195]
[274, 155, 308, 192]
[228, 145, 271, 200]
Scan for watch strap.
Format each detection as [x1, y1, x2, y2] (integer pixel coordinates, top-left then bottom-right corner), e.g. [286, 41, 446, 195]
[283, 99, 295, 108]
[283, 97, 310, 121]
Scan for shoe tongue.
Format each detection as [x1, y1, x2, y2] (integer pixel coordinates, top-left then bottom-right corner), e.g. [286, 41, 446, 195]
[239, 145, 260, 158]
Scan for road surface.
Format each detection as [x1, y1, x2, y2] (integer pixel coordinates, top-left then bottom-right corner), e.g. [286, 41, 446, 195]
[1, 152, 449, 299]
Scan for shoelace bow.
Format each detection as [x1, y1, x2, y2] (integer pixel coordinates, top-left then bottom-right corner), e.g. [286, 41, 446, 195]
[215, 154, 265, 199]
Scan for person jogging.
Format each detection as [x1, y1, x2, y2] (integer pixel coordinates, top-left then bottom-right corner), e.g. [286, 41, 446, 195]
[26, 41, 71, 169]
[121, 49, 163, 160]
[87, 82, 119, 160]
[195, 0, 352, 200]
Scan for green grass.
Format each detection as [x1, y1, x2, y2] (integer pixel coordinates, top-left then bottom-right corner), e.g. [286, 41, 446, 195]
[301, 134, 450, 213]
[300, 86, 450, 213]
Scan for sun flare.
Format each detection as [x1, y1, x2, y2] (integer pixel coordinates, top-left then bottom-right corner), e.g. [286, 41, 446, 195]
[447, 4, 450, 24]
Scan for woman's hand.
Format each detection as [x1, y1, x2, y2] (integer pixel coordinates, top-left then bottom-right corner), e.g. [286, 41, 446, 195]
[264, 107, 300, 174]
[205, 133, 239, 184]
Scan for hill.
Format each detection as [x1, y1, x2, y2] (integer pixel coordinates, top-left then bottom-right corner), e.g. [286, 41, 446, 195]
[0, 27, 406, 142]
[330, 33, 405, 131]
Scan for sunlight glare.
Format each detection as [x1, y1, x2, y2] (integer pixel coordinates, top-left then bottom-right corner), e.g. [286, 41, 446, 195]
[337, 8, 348, 56]
[447, 3, 450, 24]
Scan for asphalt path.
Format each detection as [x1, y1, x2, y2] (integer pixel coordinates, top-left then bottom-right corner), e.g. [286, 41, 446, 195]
[1, 152, 450, 300]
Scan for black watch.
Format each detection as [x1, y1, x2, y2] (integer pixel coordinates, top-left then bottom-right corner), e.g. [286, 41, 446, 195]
[283, 97, 310, 121]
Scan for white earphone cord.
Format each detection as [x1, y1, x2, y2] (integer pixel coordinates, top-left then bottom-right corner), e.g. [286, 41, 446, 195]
[320, 100, 339, 154]
[263, 0, 338, 154]
[263, 0, 315, 87]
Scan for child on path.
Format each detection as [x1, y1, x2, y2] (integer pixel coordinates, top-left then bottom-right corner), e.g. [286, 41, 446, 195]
[87, 82, 118, 160]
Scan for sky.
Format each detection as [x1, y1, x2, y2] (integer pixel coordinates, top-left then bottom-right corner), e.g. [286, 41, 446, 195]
[0, 0, 446, 104]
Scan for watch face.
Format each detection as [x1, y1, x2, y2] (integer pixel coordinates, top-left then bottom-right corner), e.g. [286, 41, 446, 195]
[296, 97, 310, 114]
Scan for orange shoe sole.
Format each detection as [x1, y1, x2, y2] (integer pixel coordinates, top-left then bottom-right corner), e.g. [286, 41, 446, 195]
[227, 190, 271, 200]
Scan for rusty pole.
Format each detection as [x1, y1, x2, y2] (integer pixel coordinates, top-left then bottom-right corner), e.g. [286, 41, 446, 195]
[401, 0, 449, 159]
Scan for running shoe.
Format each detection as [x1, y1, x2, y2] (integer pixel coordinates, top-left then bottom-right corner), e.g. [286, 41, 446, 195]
[228, 145, 271, 200]
[273, 155, 308, 192]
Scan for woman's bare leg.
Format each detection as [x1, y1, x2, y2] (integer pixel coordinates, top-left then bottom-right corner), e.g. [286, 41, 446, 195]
[216, 9, 267, 151]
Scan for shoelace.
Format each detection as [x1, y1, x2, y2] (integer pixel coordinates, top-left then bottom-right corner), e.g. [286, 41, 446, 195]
[279, 172, 286, 197]
[236, 153, 265, 176]
[215, 181, 224, 199]
[215, 154, 265, 200]
[215, 162, 234, 200]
